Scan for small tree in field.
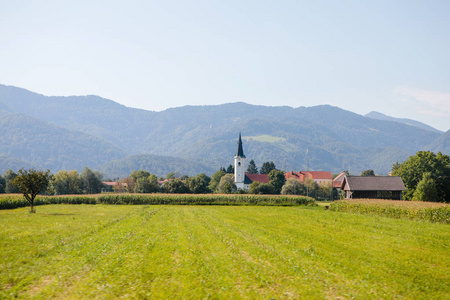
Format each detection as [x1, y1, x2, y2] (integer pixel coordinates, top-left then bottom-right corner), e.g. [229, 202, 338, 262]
[12, 169, 51, 213]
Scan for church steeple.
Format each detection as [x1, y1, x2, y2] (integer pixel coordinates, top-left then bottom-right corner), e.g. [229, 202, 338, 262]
[234, 133, 246, 189]
[236, 132, 246, 158]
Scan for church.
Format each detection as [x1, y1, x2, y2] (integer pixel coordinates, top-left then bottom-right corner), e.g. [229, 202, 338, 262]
[233, 133, 270, 190]
[233, 133, 333, 190]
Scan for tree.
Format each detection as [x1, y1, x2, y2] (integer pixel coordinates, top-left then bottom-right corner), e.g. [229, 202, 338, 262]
[134, 175, 159, 193]
[413, 173, 439, 202]
[209, 170, 226, 192]
[166, 172, 176, 180]
[123, 177, 136, 193]
[0, 175, 5, 193]
[281, 178, 304, 195]
[392, 151, 450, 202]
[186, 173, 211, 194]
[130, 170, 150, 182]
[260, 162, 276, 174]
[12, 169, 51, 213]
[318, 181, 333, 201]
[217, 174, 236, 194]
[226, 164, 234, 174]
[361, 169, 375, 176]
[247, 159, 258, 174]
[249, 181, 275, 194]
[52, 170, 82, 195]
[80, 167, 103, 194]
[162, 178, 189, 193]
[4, 169, 19, 193]
[268, 169, 286, 194]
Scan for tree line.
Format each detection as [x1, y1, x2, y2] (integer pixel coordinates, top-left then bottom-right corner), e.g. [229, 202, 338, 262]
[0, 162, 333, 200]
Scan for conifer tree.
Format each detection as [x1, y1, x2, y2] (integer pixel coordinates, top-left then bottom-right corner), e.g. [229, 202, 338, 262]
[247, 159, 258, 174]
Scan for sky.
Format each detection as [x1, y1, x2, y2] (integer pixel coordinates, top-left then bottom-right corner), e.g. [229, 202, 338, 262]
[1, 0, 449, 131]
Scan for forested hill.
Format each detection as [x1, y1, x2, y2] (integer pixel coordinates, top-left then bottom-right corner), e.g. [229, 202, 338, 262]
[365, 111, 442, 133]
[0, 84, 447, 176]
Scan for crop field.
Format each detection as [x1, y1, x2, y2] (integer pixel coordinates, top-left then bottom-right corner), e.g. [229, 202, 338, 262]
[330, 199, 450, 224]
[1, 205, 449, 299]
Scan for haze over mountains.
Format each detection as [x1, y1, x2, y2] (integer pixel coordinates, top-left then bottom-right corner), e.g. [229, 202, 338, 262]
[0, 84, 448, 177]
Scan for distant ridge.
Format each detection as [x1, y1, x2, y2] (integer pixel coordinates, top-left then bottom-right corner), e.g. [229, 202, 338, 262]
[365, 111, 442, 133]
[429, 130, 450, 155]
[98, 154, 216, 179]
[0, 84, 447, 176]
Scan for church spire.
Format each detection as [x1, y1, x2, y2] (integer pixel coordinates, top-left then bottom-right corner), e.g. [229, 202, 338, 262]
[236, 133, 246, 158]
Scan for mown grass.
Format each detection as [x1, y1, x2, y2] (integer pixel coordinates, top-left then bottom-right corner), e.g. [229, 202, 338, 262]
[1, 205, 449, 299]
[330, 199, 450, 224]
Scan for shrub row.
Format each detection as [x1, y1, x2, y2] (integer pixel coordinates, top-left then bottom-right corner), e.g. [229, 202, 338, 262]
[96, 194, 316, 206]
[0, 195, 98, 210]
[329, 201, 450, 224]
[0, 194, 316, 210]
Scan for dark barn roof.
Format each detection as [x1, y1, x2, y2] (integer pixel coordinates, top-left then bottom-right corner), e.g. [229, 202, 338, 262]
[342, 176, 406, 191]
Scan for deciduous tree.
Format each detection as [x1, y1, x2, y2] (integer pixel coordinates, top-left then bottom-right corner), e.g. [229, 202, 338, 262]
[4, 169, 19, 193]
[413, 173, 439, 202]
[392, 151, 450, 202]
[186, 173, 211, 194]
[162, 178, 189, 194]
[249, 181, 275, 194]
[281, 178, 304, 195]
[81, 167, 103, 194]
[209, 170, 226, 192]
[12, 169, 51, 213]
[361, 169, 375, 176]
[268, 169, 286, 194]
[217, 174, 236, 194]
[0, 175, 5, 193]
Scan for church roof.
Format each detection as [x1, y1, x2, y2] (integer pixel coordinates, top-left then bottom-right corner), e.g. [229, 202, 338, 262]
[236, 133, 246, 158]
[244, 173, 269, 184]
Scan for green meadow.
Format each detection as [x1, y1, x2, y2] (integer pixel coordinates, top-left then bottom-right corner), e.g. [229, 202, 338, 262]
[1, 205, 449, 299]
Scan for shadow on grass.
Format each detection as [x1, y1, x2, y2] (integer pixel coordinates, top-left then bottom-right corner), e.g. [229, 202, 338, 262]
[41, 213, 78, 216]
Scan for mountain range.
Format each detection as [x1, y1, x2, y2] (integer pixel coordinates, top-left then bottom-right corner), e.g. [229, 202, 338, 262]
[0, 84, 448, 177]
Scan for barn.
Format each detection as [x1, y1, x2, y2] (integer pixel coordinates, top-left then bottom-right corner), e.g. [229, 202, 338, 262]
[341, 176, 406, 200]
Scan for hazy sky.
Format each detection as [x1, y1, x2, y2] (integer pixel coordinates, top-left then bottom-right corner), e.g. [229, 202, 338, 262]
[1, 0, 449, 131]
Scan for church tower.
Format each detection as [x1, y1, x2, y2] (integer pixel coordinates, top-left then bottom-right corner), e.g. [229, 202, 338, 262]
[234, 133, 246, 189]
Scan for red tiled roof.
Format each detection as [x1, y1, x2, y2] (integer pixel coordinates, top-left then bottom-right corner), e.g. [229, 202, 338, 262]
[284, 171, 332, 182]
[305, 171, 332, 180]
[101, 181, 128, 187]
[245, 173, 269, 184]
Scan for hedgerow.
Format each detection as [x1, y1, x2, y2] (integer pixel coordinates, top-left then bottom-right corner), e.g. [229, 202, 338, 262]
[0, 194, 316, 210]
[329, 200, 450, 224]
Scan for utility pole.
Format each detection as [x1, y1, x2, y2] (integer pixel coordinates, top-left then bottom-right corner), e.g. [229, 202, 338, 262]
[293, 155, 296, 195]
[306, 149, 309, 197]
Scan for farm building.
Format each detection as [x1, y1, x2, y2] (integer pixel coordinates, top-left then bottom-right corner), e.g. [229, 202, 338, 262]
[341, 176, 406, 200]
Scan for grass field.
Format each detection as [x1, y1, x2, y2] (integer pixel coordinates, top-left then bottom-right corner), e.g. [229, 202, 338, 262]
[1, 205, 449, 299]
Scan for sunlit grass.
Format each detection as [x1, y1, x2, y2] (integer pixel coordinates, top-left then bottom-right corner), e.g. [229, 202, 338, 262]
[1, 205, 449, 299]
